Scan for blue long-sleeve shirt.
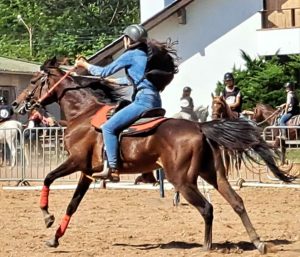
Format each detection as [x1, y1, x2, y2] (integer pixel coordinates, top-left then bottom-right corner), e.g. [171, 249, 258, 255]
[88, 48, 157, 91]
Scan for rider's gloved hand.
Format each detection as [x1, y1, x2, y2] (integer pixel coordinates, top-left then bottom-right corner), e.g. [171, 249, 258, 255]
[75, 57, 90, 70]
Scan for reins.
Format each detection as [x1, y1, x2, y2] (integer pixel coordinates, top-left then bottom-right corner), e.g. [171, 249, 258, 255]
[256, 108, 281, 126]
[38, 68, 75, 103]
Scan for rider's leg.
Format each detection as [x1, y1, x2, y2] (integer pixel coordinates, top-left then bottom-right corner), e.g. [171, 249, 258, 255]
[100, 103, 151, 181]
[279, 113, 292, 138]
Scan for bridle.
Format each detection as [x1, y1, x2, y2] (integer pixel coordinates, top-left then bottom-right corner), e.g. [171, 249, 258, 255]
[24, 68, 74, 111]
[212, 98, 226, 119]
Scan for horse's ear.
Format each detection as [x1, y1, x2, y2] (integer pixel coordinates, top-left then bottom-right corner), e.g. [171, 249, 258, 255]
[49, 56, 59, 67]
[40, 57, 59, 71]
[211, 92, 215, 98]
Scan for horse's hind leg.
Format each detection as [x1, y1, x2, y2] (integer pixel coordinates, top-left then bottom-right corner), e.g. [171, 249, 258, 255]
[46, 173, 92, 248]
[212, 149, 266, 254]
[178, 183, 213, 251]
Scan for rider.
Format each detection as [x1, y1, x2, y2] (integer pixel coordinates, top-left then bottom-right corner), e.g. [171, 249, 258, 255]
[179, 86, 198, 121]
[75, 24, 177, 181]
[278, 82, 299, 138]
[220, 72, 242, 117]
[0, 96, 14, 122]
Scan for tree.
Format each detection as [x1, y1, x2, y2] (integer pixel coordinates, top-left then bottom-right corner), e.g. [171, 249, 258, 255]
[0, 0, 139, 62]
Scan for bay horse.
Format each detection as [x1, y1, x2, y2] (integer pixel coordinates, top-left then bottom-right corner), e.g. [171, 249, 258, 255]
[252, 103, 300, 129]
[211, 94, 242, 173]
[249, 103, 300, 163]
[12, 57, 294, 254]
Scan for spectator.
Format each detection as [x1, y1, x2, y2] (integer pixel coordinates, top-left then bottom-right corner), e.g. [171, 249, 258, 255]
[0, 96, 14, 122]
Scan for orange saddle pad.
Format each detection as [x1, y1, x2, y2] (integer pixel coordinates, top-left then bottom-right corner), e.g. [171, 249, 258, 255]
[90, 105, 168, 135]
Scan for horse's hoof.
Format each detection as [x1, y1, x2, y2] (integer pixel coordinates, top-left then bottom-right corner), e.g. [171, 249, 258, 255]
[44, 214, 55, 228]
[173, 192, 180, 207]
[256, 241, 267, 254]
[45, 237, 59, 248]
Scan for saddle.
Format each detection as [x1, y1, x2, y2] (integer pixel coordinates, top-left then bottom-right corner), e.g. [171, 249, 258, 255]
[91, 100, 168, 136]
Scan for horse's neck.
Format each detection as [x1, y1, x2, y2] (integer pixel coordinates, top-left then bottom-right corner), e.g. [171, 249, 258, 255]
[263, 109, 277, 125]
[58, 81, 102, 122]
[224, 103, 235, 119]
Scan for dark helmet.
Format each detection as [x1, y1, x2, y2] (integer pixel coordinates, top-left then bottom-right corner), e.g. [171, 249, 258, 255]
[0, 96, 6, 104]
[283, 82, 295, 90]
[224, 72, 234, 81]
[123, 24, 148, 42]
[183, 86, 192, 92]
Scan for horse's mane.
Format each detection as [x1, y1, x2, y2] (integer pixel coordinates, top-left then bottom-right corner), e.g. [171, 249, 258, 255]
[40, 57, 120, 104]
[256, 103, 275, 112]
[71, 76, 120, 103]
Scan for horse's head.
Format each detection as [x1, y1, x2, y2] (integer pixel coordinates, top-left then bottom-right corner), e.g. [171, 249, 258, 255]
[211, 94, 230, 119]
[12, 57, 71, 115]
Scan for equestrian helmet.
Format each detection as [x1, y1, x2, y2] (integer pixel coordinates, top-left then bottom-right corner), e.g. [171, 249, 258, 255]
[283, 82, 295, 90]
[183, 86, 192, 92]
[123, 24, 148, 42]
[0, 96, 5, 104]
[224, 72, 234, 81]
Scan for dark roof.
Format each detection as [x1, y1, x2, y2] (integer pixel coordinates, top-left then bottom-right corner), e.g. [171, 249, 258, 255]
[88, 0, 194, 65]
[0, 56, 40, 74]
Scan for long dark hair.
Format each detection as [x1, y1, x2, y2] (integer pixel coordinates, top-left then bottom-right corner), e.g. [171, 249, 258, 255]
[145, 39, 179, 91]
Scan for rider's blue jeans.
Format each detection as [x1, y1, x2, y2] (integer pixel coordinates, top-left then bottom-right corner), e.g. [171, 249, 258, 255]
[279, 113, 292, 137]
[101, 89, 161, 168]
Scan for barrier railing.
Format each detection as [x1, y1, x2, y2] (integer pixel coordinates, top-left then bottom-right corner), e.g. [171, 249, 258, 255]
[0, 126, 299, 186]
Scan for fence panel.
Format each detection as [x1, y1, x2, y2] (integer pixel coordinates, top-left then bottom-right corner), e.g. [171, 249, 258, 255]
[0, 128, 23, 183]
[22, 127, 80, 183]
[0, 125, 299, 186]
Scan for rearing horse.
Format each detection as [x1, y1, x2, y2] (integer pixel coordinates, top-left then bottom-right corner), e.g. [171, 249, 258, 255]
[12, 58, 294, 254]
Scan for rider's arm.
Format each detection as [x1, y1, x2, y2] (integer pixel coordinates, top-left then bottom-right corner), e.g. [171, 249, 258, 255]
[86, 51, 132, 78]
[106, 77, 130, 85]
[229, 93, 241, 109]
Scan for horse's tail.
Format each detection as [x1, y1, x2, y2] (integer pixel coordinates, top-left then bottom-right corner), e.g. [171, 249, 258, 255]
[199, 119, 295, 183]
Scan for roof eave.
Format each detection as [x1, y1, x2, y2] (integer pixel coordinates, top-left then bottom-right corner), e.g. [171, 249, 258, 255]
[88, 0, 194, 64]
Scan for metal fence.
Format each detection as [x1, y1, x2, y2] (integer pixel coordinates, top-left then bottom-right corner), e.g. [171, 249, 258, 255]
[0, 126, 299, 186]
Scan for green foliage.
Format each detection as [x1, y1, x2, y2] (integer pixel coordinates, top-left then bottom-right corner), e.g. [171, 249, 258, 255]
[0, 0, 139, 62]
[215, 50, 300, 110]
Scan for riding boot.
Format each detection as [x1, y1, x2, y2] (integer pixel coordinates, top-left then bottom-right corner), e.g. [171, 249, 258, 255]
[92, 161, 120, 183]
[109, 168, 120, 183]
[280, 128, 287, 139]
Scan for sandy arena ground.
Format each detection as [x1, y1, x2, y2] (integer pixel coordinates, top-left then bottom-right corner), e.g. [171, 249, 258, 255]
[0, 184, 299, 257]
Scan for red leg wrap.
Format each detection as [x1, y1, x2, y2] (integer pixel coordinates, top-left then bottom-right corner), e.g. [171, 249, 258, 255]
[55, 215, 71, 238]
[40, 185, 50, 208]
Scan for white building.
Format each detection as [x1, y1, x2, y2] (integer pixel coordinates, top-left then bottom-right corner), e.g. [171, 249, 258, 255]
[89, 0, 300, 117]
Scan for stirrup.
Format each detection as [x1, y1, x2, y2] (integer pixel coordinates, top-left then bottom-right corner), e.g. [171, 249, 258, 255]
[92, 161, 120, 182]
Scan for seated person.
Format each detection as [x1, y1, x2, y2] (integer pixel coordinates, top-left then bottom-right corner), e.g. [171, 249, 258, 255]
[179, 86, 198, 121]
[0, 96, 14, 122]
[278, 82, 299, 138]
[220, 72, 242, 117]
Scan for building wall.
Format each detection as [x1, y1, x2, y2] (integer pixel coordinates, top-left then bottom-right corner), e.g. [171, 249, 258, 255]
[145, 0, 263, 117]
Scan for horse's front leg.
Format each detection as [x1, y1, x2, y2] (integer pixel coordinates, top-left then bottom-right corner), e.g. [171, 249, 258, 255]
[45, 173, 92, 248]
[40, 156, 79, 228]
